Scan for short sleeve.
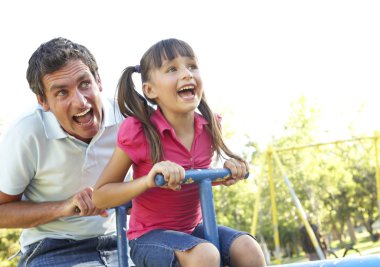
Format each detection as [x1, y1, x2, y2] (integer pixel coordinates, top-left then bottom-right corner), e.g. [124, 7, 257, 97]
[0, 119, 38, 195]
[117, 116, 149, 164]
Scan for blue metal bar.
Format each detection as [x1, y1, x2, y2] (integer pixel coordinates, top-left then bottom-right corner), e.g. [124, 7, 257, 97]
[115, 205, 128, 267]
[155, 168, 249, 186]
[271, 254, 380, 267]
[199, 178, 220, 251]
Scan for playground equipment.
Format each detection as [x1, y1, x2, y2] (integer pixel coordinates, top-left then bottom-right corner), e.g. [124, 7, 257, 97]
[326, 242, 361, 258]
[115, 167, 380, 267]
[253, 135, 380, 264]
[271, 254, 380, 267]
[115, 168, 248, 267]
[251, 136, 380, 267]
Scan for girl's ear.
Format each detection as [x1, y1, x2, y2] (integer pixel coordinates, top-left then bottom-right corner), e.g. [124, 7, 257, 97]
[142, 82, 158, 99]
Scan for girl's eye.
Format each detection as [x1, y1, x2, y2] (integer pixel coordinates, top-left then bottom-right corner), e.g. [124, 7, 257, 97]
[167, 66, 177, 73]
[188, 64, 198, 70]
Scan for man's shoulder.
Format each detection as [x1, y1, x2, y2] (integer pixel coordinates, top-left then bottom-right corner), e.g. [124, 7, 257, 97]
[3, 105, 45, 134]
[0, 106, 49, 152]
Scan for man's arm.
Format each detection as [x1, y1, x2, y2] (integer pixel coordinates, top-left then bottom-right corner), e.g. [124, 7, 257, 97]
[0, 188, 108, 228]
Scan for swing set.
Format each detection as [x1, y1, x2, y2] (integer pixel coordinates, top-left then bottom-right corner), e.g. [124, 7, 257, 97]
[251, 134, 380, 266]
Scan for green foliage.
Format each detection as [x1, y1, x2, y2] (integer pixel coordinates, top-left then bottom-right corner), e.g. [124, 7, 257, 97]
[216, 95, 380, 260]
[214, 178, 256, 232]
[0, 229, 21, 267]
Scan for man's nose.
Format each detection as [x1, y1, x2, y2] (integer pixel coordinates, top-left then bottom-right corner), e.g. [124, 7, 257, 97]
[73, 90, 88, 107]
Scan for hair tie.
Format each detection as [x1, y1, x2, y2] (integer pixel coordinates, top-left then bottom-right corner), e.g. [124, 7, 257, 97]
[134, 65, 141, 73]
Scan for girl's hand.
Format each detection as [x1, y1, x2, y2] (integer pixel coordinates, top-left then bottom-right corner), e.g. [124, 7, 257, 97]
[68, 187, 109, 217]
[146, 161, 185, 191]
[222, 158, 249, 186]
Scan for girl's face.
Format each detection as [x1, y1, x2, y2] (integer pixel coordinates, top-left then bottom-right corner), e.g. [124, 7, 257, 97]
[143, 55, 203, 117]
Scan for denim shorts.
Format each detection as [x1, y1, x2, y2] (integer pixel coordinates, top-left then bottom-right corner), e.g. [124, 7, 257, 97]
[129, 224, 252, 267]
[17, 235, 119, 267]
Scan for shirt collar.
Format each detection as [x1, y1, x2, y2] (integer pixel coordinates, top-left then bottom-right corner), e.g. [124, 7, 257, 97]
[151, 108, 208, 138]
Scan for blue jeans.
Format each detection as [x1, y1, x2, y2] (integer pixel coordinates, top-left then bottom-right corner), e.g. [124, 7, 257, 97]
[129, 224, 252, 267]
[18, 235, 118, 267]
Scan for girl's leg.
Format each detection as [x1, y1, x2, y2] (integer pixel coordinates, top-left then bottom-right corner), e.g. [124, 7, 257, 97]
[192, 224, 266, 267]
[129, 229, 219, 267]
[175, 242, 220, 267]
[229, 234, 266, 267]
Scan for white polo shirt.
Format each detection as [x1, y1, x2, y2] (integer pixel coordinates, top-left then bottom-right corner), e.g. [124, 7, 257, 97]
[0, 97, 123, 252]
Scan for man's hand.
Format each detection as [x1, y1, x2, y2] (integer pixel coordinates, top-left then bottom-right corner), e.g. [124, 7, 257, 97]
[67, 187, 109, 217]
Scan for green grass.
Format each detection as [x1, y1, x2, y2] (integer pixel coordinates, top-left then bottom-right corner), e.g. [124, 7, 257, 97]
[272, 232, 380, 265]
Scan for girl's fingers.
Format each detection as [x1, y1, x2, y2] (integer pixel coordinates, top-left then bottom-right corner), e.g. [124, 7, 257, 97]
[224, 158, 248, 180]
[154, 161, 184, 190]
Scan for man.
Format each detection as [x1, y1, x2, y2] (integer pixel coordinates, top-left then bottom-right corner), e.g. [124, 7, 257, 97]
[0, 37, 127, 266]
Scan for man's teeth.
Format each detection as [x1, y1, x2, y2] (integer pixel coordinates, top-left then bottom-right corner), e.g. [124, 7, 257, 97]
[74, 108, 91, 117]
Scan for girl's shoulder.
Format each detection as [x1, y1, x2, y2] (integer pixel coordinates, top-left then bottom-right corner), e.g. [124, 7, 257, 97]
[117, 116, 146, 145]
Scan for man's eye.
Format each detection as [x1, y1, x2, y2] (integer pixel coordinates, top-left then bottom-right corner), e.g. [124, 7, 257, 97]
[57, 90, 67, 96]
[80, 81, 91, 89]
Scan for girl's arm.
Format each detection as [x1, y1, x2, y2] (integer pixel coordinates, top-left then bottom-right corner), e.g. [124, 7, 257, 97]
[93, 147, 144, 209]
[93, 147, 186, 209]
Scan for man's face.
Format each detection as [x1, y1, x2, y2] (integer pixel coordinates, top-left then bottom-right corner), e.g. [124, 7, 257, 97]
[38, 59, 103, 143]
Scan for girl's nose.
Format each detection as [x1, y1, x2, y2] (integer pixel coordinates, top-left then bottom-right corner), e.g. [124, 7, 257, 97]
[181, 68, 193, 80]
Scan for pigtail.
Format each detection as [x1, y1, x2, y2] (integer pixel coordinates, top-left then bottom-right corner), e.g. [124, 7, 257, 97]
[198, 97, 244, 162]
[117, 66, 163, 164]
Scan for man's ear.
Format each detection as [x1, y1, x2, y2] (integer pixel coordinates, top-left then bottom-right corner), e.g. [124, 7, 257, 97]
[37, 95, 50, 111]
[96, 74, 103, 92]
[142, 82, 157, 99]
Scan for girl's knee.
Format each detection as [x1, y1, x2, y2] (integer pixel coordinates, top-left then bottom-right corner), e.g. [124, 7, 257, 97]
[176, 242, 220, 267]
[230, 235, 266, 267]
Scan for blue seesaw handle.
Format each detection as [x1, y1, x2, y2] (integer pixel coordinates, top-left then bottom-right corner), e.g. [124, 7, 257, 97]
[155, 168, 249, 186]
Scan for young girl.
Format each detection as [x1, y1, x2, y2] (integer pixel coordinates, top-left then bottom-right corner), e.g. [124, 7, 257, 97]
[93, 38, 266, 267]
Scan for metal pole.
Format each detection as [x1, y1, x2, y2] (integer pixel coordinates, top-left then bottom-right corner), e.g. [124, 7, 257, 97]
[374, 133, 380, 212]
[198, 178, 221, 250]
[272, 149, 325, 260]
[267, 147, 282, 263]
[115, 205, 129, 267]
[251, 172, 262, 235]
[198, 178, 222, 267]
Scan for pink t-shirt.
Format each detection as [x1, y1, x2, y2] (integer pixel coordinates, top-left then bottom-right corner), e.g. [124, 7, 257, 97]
[117, 109, 214, 239]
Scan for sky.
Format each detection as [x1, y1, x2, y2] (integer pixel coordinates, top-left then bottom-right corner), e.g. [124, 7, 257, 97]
[1, 0, 379, 150]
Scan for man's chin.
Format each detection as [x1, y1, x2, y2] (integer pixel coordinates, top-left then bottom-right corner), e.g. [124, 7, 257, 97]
[72, 126, 100, 143]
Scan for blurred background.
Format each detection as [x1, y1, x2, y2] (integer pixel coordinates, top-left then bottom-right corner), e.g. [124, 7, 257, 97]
[1, 0, 380, 265]
[1, 0, 379, 148]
